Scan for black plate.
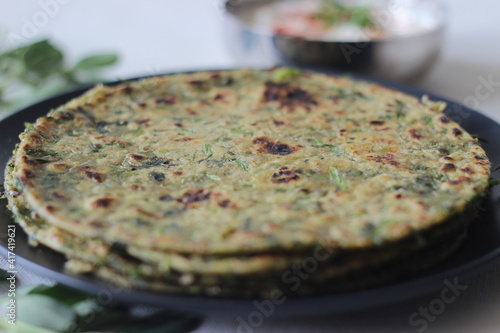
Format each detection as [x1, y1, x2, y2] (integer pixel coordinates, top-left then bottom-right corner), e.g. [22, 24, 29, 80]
[1, 74, 500, 316]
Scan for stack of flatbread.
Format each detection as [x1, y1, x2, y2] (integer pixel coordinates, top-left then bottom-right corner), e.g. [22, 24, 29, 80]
[3, 69, 490, 297]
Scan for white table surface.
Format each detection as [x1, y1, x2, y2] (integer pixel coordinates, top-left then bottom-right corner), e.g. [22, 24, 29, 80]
[1, 1, 500, 332]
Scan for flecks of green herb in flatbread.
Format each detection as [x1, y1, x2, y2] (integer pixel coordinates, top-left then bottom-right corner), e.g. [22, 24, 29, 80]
[329, 166, 348, 191]
[274, 67, 300, 82]
[309, 138, 346, 155]
[203, 143, 213, 158]
[395, 100, 407, 121]
[206, 172, 221, 181]
[233, 159, 249, 171]
[231, 127, 253, 135]
[133, 128, 145, 137]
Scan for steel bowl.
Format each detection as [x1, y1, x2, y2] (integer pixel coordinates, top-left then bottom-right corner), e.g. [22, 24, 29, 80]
[223, 0, 446, 81]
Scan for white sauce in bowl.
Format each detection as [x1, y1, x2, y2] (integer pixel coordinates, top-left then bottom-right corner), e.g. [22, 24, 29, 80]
[236, 0, 445, 42]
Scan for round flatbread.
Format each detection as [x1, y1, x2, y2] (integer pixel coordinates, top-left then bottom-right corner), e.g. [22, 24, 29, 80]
[3, 68, 491, 296]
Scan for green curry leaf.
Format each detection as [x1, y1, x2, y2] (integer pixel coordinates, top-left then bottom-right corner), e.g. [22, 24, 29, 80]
[74, 54, 118, 70]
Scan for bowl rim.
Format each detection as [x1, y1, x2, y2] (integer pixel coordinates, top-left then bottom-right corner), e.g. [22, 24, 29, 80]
[224, 0, 448, 44]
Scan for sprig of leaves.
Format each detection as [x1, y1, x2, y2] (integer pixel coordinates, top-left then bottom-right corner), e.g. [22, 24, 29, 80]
[0, 38, 118, 115]
[0, 283, 200, 332]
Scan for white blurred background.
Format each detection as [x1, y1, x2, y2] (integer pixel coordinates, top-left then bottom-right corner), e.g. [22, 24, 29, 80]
[1, 0, 499, 120]
[2, 2, 500, 332]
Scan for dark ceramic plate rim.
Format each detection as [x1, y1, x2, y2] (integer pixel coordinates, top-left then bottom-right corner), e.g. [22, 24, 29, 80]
[1, 69, 499, 316]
